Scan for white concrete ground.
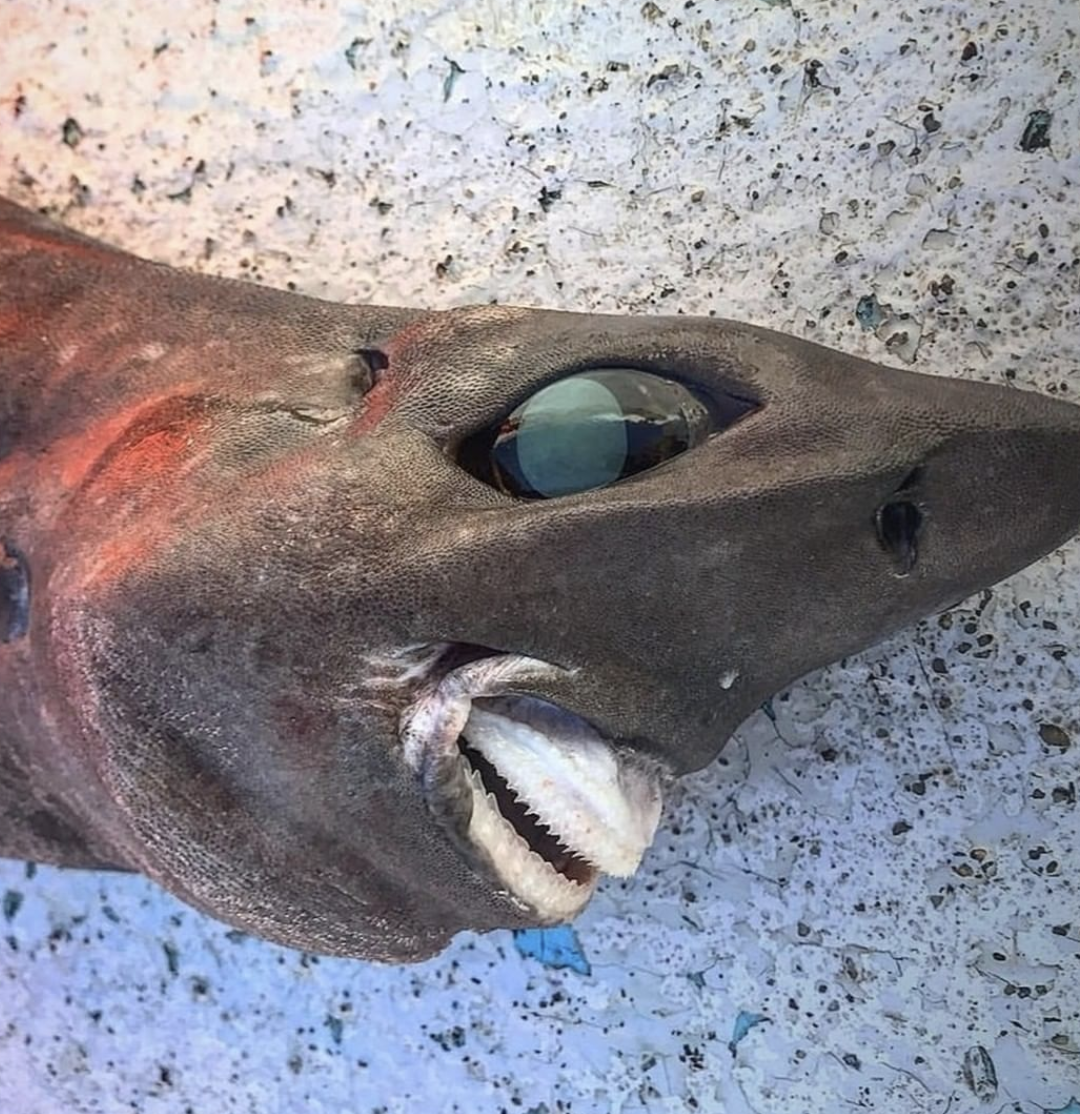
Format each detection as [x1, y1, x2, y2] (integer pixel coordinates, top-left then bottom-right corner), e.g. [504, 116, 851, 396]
[1, 1, 1079, 1110]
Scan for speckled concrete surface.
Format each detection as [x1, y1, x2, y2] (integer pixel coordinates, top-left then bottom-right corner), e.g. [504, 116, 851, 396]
[2, 0, 1079, 1111]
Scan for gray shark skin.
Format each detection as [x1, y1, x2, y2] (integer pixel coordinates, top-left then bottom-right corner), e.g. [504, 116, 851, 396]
[2, 196, 1079, 962]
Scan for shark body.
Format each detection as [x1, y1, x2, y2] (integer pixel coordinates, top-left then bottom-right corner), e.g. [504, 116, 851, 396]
[2, 197, 1078, 960]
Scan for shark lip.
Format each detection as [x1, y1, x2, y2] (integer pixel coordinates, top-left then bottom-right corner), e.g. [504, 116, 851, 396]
[398, 651, 665, 922]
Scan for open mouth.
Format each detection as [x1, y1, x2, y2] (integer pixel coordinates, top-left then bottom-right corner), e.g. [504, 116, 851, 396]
[399, 652, 665, 922]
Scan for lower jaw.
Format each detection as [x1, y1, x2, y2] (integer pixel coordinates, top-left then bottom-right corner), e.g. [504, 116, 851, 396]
[397, 650, 664, 922]
[458, 735, 599, 922]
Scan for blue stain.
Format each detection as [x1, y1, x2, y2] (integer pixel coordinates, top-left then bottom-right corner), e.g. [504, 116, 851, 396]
[512, 926, 591, 975]
[1047, 1102, 1080, 1114]
[855, 293, 886, 330]
[1020, 109, 1052, 152]
[728, 1010, 770, 1055]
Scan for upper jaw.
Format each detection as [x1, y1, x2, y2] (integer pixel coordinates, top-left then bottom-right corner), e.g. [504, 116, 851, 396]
[396, 649, 668, 923]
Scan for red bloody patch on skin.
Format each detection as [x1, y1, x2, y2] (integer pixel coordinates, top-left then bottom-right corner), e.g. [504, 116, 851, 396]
[348, 315, 442, 434]
[41, 397, 213, 590]
[0, 221, 126, 269]
[351, 377, 396, 433]
[90, 532, 156, 585]
[63, 395, 208, 494]
[92, 415, 206, 496]
[81, 404, 214, 581]
[0, 306, 28, 339]
[0, 390, 208, 548]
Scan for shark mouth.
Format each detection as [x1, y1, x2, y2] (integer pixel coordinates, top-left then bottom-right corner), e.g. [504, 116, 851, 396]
[398, 652, 664, 922]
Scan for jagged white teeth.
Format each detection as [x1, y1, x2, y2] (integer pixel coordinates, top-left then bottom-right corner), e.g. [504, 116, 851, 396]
[465, 767, 591, 922]
[462, 705, 663, 877]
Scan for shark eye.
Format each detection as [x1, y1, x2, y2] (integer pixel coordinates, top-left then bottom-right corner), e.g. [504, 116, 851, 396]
[463, 369, 741, 499]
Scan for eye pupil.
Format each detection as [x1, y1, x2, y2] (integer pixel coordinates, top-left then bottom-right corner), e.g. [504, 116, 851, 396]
[486, 369, 713, 499]
[495, 375, 630, 498]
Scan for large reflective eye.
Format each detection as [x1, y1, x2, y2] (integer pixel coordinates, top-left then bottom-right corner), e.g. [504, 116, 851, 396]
[466, 369, 730, 499]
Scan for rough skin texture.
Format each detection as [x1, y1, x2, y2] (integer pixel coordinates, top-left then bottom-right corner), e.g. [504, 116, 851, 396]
[2, 197, 1080, 961]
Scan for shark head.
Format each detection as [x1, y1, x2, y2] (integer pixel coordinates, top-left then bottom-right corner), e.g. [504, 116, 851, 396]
[4, 200, 1080, 960]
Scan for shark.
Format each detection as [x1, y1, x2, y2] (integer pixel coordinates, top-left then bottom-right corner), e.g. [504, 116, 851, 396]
[1, 196, 1078, 961]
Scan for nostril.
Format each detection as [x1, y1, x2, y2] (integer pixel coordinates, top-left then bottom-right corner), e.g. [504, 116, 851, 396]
[876, 476, 924, 576]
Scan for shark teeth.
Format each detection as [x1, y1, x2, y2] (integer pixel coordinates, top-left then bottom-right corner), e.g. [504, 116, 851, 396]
[460, 698, 663, 883]
[463, 765, 594, 922]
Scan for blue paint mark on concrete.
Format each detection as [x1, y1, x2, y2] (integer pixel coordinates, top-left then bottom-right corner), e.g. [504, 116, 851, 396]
[512, 926, 591, 975]
[728, 1010, 769, 1055]
[1047, 1101, 1080, 1114]
[856, 293, 886, 330]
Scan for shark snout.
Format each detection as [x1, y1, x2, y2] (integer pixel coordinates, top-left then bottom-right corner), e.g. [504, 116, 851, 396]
[914, 379, 1080, 593]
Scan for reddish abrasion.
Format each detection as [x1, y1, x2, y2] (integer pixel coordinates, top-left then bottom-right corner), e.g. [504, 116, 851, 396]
[39, 398, 211, 590]
[49, 390, 205, 494]
[90, 532, 156, 587]
[92, 412, 208, 497]
[0, 306, 28, 339]
[351, 377, 396, 433]
[82, 406, 213, 581]
[349, 316, 437, 434]
[55, 411, 151, 491]
[0, 220, 126, 269]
